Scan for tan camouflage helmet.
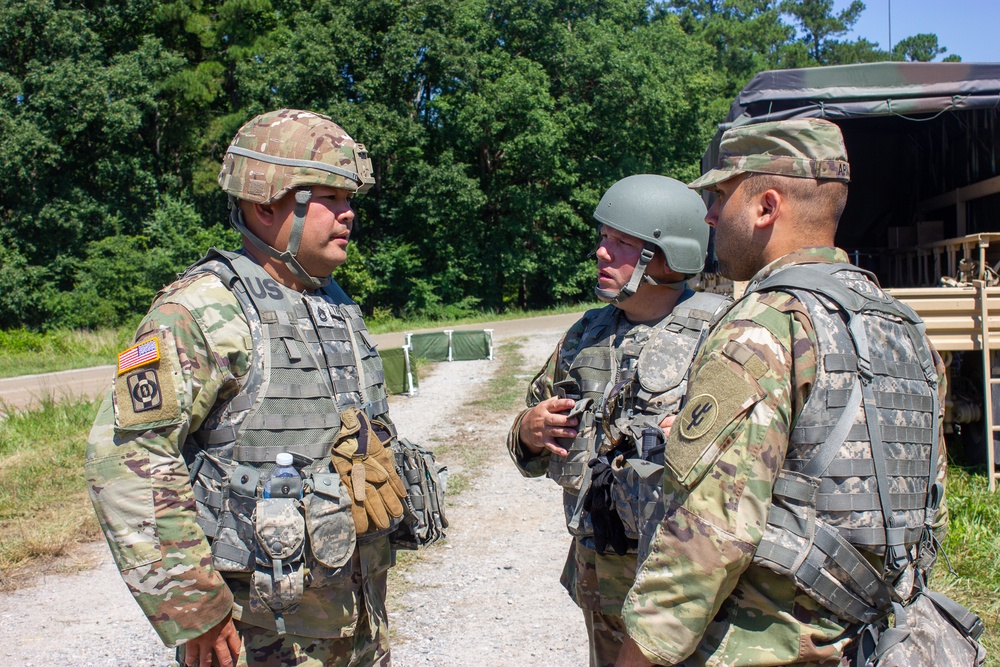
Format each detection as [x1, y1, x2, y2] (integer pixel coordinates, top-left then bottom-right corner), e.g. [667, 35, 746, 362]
[218, 109, 375, 202]
[689, 118, 850, 190]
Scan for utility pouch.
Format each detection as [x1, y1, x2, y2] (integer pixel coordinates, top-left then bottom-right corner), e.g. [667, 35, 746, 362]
[249, 498, 306, 628]
[547, 399, 594, 491]
[302, 470, 356, 574]
[391, 438, 449, 549]
[610, 454, 665, 563]
[209, 462, 259, 572]
[854, 590, 985, 667]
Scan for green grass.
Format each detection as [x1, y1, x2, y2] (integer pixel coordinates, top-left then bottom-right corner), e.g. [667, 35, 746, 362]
[352, 302, 598, 335]
[0, 397, 103, 587]
[931, 465, 1000, 665]
[470, 340, 529, 412]
[0, 327, 136, 378]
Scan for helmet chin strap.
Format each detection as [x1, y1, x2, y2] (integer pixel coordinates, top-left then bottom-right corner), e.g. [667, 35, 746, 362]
[228, 189, 332, 291]
[595, 242, 687, 305]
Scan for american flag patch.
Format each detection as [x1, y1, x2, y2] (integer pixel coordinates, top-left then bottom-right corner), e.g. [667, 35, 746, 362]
[118, 338, 161, 375]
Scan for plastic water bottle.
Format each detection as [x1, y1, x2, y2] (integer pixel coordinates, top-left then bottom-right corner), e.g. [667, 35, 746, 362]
[262, 452, 301, 498]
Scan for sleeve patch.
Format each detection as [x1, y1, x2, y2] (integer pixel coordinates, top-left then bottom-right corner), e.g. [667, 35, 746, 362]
[114, 331, 181, 430]
[666, 357, 763, 486]
[117, 337, 160, 375]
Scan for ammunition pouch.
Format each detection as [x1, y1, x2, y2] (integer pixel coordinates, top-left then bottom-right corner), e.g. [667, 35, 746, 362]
[250, 498, 306, 629]
[390, 438, 449, 549]
[547, 398, 594, 492]
[190, 450, 360, 628]
[851, 589, 985, 667]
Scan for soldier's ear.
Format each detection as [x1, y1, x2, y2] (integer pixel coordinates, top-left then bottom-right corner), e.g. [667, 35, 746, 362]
[755, 188, 782, 230]
[252, 201, 279, 228]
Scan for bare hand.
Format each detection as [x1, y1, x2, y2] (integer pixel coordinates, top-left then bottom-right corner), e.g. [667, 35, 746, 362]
[658, 413, 676, 439]
[615, 635, 655, 667]
[185, 614, 242, 667]
[518, 396, 579, 456]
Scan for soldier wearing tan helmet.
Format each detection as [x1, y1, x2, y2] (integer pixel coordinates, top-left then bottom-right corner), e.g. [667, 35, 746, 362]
[87, 110, 402, 667]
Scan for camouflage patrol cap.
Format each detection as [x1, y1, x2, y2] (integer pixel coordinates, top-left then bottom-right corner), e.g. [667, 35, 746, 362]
[688, 118, 850, 190]
[218, 109, 375, 203]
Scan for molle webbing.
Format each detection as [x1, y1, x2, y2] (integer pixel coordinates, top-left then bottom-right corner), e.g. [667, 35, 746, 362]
[183, 249, 394, 557]
[749, 263, 939, 624]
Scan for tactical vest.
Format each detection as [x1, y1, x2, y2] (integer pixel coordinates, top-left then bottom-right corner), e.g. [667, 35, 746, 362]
[180, 249, 395, 630]
[747, 263, 941, 626]
[548, 290, 730, 544]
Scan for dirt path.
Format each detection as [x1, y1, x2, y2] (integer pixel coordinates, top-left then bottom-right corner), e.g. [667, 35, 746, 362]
[0, 324, 588, 666]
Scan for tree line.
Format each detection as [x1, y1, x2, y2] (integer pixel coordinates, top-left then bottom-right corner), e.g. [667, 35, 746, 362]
[0, 0, 959, 331]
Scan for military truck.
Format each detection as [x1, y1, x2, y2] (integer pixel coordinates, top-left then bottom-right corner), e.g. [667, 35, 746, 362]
[699, 62, 1000, 489]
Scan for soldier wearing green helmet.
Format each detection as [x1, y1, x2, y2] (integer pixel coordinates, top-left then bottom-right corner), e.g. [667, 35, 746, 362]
[87, 109, 402, 667]
[507, 174, 731, 666]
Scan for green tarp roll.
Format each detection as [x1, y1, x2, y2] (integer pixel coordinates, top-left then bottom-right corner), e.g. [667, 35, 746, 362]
[451, 330, 490, 360]
[410, 332, 450, 361]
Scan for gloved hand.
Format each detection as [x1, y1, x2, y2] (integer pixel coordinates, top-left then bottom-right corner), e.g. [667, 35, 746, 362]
[330, 408, 407, 534]
[583, 456, 631, 556]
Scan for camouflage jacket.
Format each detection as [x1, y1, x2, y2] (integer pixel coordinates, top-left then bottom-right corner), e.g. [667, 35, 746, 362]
[506, 289, 730, 614]
[85, 263, 392, 648]
[622, 247, 948, 666]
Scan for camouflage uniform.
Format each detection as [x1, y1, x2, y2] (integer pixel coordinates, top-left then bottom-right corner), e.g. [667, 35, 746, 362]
[621, 247, 949, 667]
[86, 269, 393, 667]
[86, 110, 391, 667]
[508, 288, 729, 667]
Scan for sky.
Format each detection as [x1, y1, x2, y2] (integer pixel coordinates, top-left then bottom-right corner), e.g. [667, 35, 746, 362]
[832, 0, 1000, 63]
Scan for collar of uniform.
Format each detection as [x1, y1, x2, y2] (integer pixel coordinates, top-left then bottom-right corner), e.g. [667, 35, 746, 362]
[746, 246, 850, 291]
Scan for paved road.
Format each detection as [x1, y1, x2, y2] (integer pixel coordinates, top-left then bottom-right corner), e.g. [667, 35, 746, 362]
[0, 311, 583, 413]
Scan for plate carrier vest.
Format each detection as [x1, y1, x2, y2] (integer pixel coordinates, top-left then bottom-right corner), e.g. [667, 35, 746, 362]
[548, 289, 730, 551]
[747, 262, 942, 626]
[181, 249, 395, 632]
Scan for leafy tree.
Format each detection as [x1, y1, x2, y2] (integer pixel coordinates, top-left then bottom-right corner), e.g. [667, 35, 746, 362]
[893, 33, 949, 62]
[0, 0, 957, 332]
[662, 0, 806, 96]
[780, 0, 864, 63]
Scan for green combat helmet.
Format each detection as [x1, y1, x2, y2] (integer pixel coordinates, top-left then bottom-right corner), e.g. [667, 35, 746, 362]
[218, 109, 375, 290]
[592, 174, 709, 304]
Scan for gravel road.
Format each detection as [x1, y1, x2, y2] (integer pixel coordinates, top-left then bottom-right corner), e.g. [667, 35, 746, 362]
[0, 320, 589, 666]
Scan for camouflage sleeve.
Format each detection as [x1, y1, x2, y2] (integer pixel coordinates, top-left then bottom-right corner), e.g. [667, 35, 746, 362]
[506, 318, 587, 477]
[85, 274, 251, 648]
[622, 293, 817, 665]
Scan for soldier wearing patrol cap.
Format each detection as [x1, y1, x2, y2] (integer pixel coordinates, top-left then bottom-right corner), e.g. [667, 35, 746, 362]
[507, 174, 731, 666]
[86, 109, 403, 667]
[616, 120, 962, 666]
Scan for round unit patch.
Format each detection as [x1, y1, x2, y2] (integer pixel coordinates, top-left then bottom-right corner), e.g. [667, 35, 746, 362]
[679, 394, 719, 440]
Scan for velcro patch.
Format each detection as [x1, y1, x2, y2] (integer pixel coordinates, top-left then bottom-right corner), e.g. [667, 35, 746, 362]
[117, 338, 160, 375]
[126, 370, 162, 412]
[114, 331, 181, 430]
[666, 356, 763, 487]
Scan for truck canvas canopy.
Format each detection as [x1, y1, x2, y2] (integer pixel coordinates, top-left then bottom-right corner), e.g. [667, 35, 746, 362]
[704, 62, 1000, 278]
[704, 62, 1000, 487]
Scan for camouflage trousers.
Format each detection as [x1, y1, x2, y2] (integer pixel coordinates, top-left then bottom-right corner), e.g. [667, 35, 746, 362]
[583, 608, 628, 667]
[175, 614, 390, 667]
[559, 539, 637, 667]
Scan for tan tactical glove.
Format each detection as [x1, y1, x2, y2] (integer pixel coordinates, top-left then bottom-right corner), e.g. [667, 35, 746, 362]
[330, 408, 407, 534]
